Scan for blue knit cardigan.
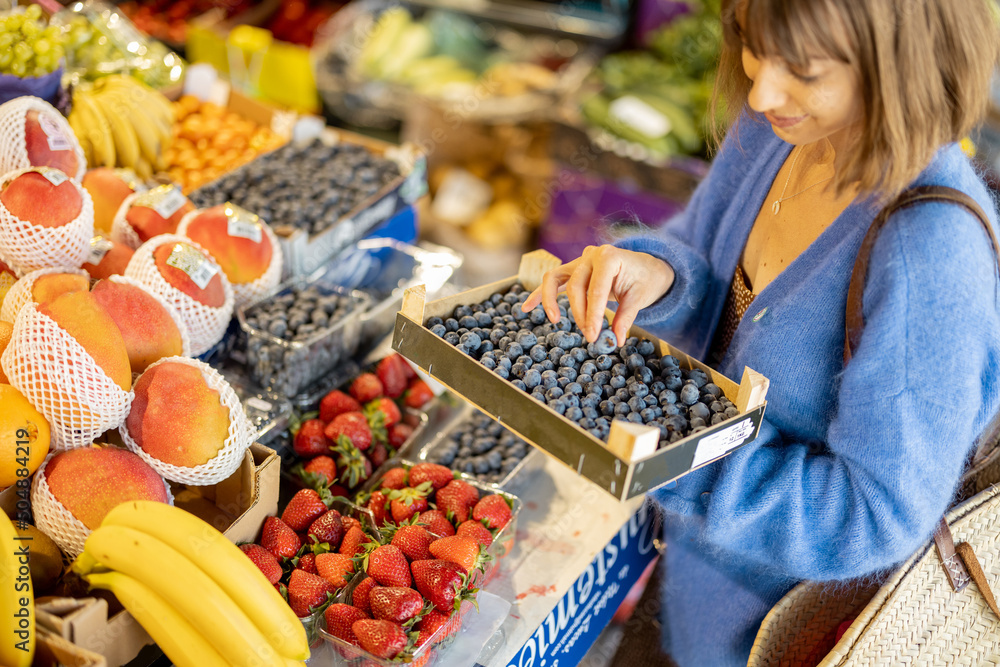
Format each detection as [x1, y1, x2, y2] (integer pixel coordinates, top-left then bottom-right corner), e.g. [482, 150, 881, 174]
[614, 113, 1000, 666]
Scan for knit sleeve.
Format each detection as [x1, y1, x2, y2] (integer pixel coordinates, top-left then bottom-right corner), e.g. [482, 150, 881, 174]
[652, 201, 1000, 582]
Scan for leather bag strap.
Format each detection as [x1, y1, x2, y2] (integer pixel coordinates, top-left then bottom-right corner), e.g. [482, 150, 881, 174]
[845, 185, 1000, 612]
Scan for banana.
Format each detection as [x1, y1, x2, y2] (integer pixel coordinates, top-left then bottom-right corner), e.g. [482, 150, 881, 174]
[71, 90, 116, 168]
[83, 570, 230, 667]
[127, 111, 161, 166]
[76, 524, 292, 666]
[0, 513, 33, 667]
[132, 156, 153, 180]
[92, 90, 141, 168]
[102, 501, 309, 661]
[67, 108, 95, 168]
[99, 75, 174, 136]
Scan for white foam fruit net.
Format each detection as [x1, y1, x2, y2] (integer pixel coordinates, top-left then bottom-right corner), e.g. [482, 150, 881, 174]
[1, 301, 133, 451]
[109, 192, 146, 250]
[119, 356, 254, 485]
[0, 96, 86, 181]
[0, 167, 94, 277]
[124, 234, 234, 357]
[104, 275, 193, 358]
[176, 208, 284, 309]
[0, 266, 89, 324]
[32, 451, 174, 559]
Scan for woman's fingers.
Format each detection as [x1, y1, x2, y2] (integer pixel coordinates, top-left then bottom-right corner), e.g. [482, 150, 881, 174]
[584, 250, 621, 342]
[611, 294, 643, 347]
[564, 261, 594, 334]
[522, 259, 577, 322]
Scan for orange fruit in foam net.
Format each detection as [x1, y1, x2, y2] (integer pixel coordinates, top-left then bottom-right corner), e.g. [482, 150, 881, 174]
[0, 383, 50, 487]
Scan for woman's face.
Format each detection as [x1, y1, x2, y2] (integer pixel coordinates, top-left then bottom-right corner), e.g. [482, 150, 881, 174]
[742, 47, 864, 151]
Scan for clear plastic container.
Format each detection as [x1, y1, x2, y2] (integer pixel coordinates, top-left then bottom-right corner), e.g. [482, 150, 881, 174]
[237, 277, 371, 397]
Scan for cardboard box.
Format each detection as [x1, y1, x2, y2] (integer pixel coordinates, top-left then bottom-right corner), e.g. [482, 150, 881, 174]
[392, 250, 770, 501]
[32, 442, 280, 666]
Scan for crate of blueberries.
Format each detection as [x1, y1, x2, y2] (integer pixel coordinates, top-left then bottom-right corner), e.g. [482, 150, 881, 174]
[237, 276, 371, 397]
[189, 131, 428, 278]
[392, 250, 770, 501]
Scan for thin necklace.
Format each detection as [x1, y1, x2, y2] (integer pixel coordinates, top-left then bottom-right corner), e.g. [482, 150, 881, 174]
[772, 146, 835, 215]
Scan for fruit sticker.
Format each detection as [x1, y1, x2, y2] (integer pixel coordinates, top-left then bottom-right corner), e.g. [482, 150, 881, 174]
[86, 235, 115, 265]
[38, 113, 72, 152]
[166, 243, 219, 290]
[139, 185, 188, 220]
[39, 167, 68, 187]
[224, 203, 263, 243]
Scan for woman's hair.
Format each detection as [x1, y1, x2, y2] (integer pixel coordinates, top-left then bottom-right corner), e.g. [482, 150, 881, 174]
[712, 0, 1000, 200]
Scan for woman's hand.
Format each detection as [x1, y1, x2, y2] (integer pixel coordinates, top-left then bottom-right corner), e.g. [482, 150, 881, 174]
[521, 245, 675, 346]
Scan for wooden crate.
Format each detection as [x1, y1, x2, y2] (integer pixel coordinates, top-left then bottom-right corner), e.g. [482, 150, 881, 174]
[392, 249, 769, 500]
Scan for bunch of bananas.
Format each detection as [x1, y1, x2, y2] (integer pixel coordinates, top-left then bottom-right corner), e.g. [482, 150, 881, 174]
[68, 75, 174, 179]
[73, 501, 309, 667]
[0, 512, 34, 667]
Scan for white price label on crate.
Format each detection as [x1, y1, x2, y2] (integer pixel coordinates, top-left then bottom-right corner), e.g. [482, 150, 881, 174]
[39, 168, 68, 186]
[690, 417, 755, 469]
[609, 96, 672, 139]
[86, 236, 114, 265]
[245, 397, 273, 412]
[225, 204, 263, 243]
[166, 243, 219, 290]
[38, 114, 72, 152]
[150, 186, 187, 220]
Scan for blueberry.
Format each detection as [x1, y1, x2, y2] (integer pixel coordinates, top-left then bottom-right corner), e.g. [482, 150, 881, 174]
[511, 363, 528, 378]
[539, 360, 555, 372]
[615, 387, 630, 402]
[512, 306, 529, 321]
[458, 315, 478, 329]
[516, 331, 538, 348]
[531, 388, 547, 403]
[559, 354, 578, 370]
[548, 347, 566, 365]
[472, 437, 494, 454]
[444, 332, 460, 345]
[644, 395, 658, 408]
[663, 373, 684, 391]
[565, 382, 583, 395]
[445, 318, 460, 332]
[570, 347, 589, 364]
[662, 355, 680, 369]
[665, 415, 688, 433]
[612, 363, 628, 377]
[679, 384, 700, 406]
[558, 366, 578, 382]
[481, 356, 497, 370]
[626, 353, 646, 372]
[548, 331, 573, 349]
[498, 356, 512, 371]
[614, 402, 631, 416]
[529, 344, 548, 363]
[503, 292, 520, 305]
[430, 323, 447, 337]
[564, 394, 581, 409]
[628, 396, 647, 413]
[533, 324, 553, 339]
[490, 293, 503, 305]
[583, 383, 602, 399]
[454, 305, 473, 319]
[494, 366, 510, 380]
[579, 361, 598, 377]
[529, 308, 547, 325]
[540, 370, 559, 388]
[511, 379, 528, 392]
[724, 406, 740, 419]
[476, 312, 493, 327]
[661, 403, 682, 417]
[690, 417, 707, 430]
[634, 366, 654, 385]
[546, 386, 565, 401]
[486, 450, 503, 469]
[588, 428, 604, 439]
[646, 358, 661, 374]
[593, 329, 617, 355]
[582, 406, 599, 420]
[702, 383, 723, 399]
[427, 316, 444, 327]
[689, 402, 710, 420]
[619, 345, 638, 361]
[600, 400, 615, 416]
[625, 412, 643, 424]
[629, 383, 649, 399]
[577, 374, 594, 387]
[686, 368, 709, 389]
[497, 302, 511, 316]
[460, 332, 482, 351]
[558, 376, 572, 389]
[524, 368, 542, 390]
[710, 401, 725, 413]
[506, 343, 524, 360]
[610, 375, 627, 390]
[516, 356, 533, 369]
[596, 355, 615, 371]
[565, 406, 583, 421]
[479, 340, 494, 355]
[550, 399, 568, 416]
[650, 381, 666, 396]
[640, 408, 659, 422]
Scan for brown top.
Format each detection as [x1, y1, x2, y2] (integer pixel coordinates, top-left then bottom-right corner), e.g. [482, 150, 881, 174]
[709, 264, 757, 365]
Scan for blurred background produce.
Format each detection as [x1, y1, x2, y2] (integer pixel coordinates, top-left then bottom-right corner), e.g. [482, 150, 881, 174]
[118, 0, 254, 47]
[0, 4, 65, 78]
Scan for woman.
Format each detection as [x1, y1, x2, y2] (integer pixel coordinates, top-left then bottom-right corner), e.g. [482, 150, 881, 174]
[524, 0, 1000, 665]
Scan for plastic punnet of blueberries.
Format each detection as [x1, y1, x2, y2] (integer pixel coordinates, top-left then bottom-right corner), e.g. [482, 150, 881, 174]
[189, 139, 401, 236]
[427, 413, 530, 484]
[425, 284, 740, 449]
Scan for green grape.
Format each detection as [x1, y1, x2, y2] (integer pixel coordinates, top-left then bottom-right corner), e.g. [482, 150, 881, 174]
[0, 50, 12, 71]
[20, 19, 39, 38]
[24, 4, 42, 21]
[31, 65, 47, 77]
[34, 37, 51, 55]
[13, 41, 32, 62]
[10, 60, 26, 76]
[0, 32, 13, 49]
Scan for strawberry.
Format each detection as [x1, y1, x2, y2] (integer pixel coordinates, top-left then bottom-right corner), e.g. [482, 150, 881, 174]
[353, 619, 408, 660]
[324, 603, 368, 645]
[376, 354, 410, 398]
[339, 525, 370, 556]
[301, 455, 337, 487]
[239, 543, 282, 584]
[343, 516, 362, 532]
[293, 419, 330, 458]
[329, 483, 350, 498]
[388, 423, 414, 449]
[390, 522, 434, 562]
[352, 575, 377, 615]
[472, 494, 513, 530]
[320, 389, 362, 423]
[416, 510, 456, 537]
[350, 373, 384, 403]
[367, 490, 390, 527]
[316, 552, 356, 588]
[362, 544, 412, 587]
[296, 552, 317, 574]
[333, 437, 373, 489]
[325, 412, 373, 451]
[408, 463, 454, 491]
[428, 535, 489, 574]
[380, 467, 409, 491]
[415, 609, 460, 647]
[411, 559, 471, 613]
[403, 379, 434, 409]
[287, 569, 335, 617]
[370, 586, 424, 624]
[307, 509, 344, 549]
[368, 443, 390, 468]
[457, 520, 494, 548]
[435, 479, 479, 523]
[366, 397, 401, 428]
[282, 488, 329, 531]
[261, 516, 301, 560]
[388, 484, 431, 524]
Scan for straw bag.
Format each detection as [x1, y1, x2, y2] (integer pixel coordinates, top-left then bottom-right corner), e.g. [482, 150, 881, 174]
[748, 186, 1000, 667]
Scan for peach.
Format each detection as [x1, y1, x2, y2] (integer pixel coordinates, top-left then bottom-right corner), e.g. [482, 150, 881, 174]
[91, 280, 184, 373]
[31, 272, 89, 307]
[25, 109, 80, 178]
[152, 242, 226, 308]
[82, 237, 134, 280]
[0, 170, 82, 227]
[43, 445, 169, 530]
[82, 168, 139, 234]
[182, 205, 273, 284]
[126, 186, 195, 242]
[127, 361, 231, 467]
[37, 291, 132, 392]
